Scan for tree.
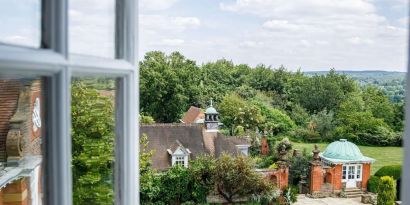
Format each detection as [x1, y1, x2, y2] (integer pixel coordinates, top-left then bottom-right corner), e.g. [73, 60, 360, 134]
[71, 81, 115, 205]
[287, 69, 357, 113]
[218, 93, 246, 134]
[310, 109, 335, 141]
[140, 134, 161, 203]
[213, 154, 274, 203]
[362, 86, 395, 127]
[140, 51, 200, 122]
[252, 101, 296, 135]
[377, 176, 396, 205]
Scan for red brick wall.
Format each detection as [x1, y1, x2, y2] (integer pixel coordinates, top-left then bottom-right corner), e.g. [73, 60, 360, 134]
[0, 80, 22, 162]
[261, 137, 269, 156]
[332, 164, 343, 190]
[362, 163, 371, 190]
[310, 165, 323, 193]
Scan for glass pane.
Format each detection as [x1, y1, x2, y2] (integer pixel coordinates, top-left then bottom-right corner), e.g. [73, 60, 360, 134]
[69, 0, 115, 58]
[0, 0, 41, 47]
[71, 77, 116, 204]
[0, 77, 45, 204]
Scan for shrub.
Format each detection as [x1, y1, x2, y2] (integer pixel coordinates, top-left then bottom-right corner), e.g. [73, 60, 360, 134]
[375, 165, 402, 180]
[377, 176, 396, 205]
[214, 154, 275, 203]
[367, 176, 381, 193]
[282, 186, 298, 205]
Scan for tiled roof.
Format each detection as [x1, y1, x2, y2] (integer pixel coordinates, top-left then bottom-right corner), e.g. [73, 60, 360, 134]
[140, 124, 250, 170]
[181, 106, 203, 123]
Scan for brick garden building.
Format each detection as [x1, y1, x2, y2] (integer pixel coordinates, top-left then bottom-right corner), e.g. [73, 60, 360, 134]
[310, 139, 375, 197]
[0, 79, 43, 205]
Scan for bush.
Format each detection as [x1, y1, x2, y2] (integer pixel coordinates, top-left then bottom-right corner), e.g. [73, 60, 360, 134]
[375, 165, 402, 180]
[377, 176, 396, 205]
[367, 176, 381, 193]
[282, 186, 298, 205]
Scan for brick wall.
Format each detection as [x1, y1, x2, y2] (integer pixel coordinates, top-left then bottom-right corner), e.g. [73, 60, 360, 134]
[2, 178, 28, 205]
[0, 80, 22, 162]
[362, 163, 371, 190]
[310, 164, 323, 193]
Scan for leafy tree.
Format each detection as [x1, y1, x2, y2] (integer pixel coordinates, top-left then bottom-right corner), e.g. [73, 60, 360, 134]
[140, 51, 200, 122]
[218, 93, 246, 134]
[234, 104, 265, 132]
[362, 86, 395, 126]
[310, 109, 335, 141]
[140, 113, 155, 124]
[288, 69, 357, 113]
[377, 176, 396, 205]
[213, 154, 274, 203]
[71, 81, 115, 205]
[252, 101, 296, 135]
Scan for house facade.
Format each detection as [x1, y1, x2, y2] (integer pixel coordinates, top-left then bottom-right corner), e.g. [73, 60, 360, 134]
[0, 79, 43, 205]
[310, 139, 375, 196]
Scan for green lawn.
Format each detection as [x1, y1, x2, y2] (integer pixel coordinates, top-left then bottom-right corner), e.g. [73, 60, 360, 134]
[292, 142, 403, 175]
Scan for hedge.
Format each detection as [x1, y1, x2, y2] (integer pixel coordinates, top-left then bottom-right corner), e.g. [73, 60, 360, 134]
[367, 176, 381, 193]
[377, 176, 396, 205]
[375, 165, 402, 180]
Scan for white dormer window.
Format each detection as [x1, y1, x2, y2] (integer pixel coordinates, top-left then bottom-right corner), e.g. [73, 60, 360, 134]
[168, 144, 190, 168]
[236, 145, 250, 156]
[173, 155, 188, 167]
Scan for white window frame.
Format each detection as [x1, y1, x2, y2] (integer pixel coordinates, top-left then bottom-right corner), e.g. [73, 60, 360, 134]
[0, 0, 138, 204]
[342, 164, 362, 183]
[172, 155, 188, 168]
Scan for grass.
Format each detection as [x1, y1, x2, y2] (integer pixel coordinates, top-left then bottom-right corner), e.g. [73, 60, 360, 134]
[292, 141, 403, 175]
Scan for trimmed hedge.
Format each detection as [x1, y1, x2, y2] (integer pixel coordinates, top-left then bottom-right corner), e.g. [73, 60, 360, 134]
[377, 176, 396, 205]
[375, 165, 402, 180]
[367, 176, 381, 193]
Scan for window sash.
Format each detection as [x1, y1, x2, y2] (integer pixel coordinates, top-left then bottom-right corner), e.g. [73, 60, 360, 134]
[0, 0, 138, 205]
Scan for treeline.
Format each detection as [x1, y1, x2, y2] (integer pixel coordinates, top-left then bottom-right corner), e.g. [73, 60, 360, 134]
[140, 51, 404, 146]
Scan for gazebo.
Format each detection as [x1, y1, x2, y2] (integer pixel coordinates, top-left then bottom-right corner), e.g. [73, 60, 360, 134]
[310, 139, 375, 195]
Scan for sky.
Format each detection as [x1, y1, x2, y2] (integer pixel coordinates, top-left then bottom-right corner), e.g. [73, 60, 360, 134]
[0, 0, 408, 71]
[140, 0, 409, 71]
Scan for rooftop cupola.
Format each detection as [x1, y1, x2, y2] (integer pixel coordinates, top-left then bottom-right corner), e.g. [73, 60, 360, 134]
[204, 99, 219, 131]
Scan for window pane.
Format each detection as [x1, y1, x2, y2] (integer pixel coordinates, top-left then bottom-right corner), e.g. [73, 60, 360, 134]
[71, 77, 116, 204]
[0, 77, 45, 204]
[0, 0, 41, 47]
[69, 0, 115, 58]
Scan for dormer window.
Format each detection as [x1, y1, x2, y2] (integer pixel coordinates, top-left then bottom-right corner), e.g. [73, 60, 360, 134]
[173, 155, 188, 168]
[167, 140, 190, 168]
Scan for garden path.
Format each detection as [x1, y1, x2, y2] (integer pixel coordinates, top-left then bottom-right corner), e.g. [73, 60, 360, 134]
[294, 195, 362, 205]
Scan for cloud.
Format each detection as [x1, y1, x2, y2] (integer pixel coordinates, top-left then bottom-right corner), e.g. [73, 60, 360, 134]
[262, 20, 300, 31]
[239, 41, 264, 48]
[140, 0, 180, 11]
[140, 15, 201, 32]
[151, 39, 185, 46]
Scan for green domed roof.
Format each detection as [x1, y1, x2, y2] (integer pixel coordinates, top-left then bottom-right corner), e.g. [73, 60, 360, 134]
[205, 106, 218, 114]
[322, 139, 363, 160]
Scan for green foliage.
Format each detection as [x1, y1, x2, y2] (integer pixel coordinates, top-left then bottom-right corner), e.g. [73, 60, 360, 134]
[377, 176, 396, 205]
[282, 186, 298, 204]
[287, 69, 358, 113]
[140, 113, 155, 124]
[140, 51, 200, 122]
[139, 51, 404, 146]
[252, 101, 296, 135]
[71, 81, 115, 205]
[367, 176, 381, 193]
[219, 93, 247, 133]
[289, 155, 311, 185]
[214, 154, 275, 203]
[375, 165, 402, 180]
[310, 110, 335, 141]
[276, 138, 293, 153]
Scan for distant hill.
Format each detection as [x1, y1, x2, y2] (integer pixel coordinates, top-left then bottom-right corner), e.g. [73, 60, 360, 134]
[304, 70, 406, 103]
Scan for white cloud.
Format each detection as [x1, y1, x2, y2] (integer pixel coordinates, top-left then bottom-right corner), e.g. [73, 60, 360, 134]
[151, 39, 185, 46]
[140, 15, 201, 32]
[262, 20, 299, 31]
[239, 41, 264, 48]
[140, 0, 180, 11]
